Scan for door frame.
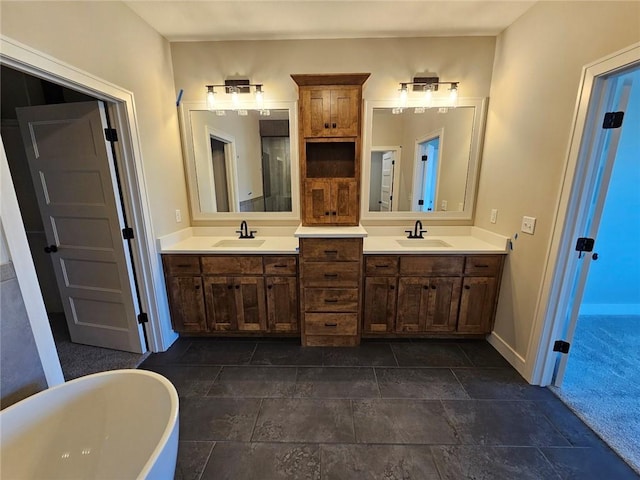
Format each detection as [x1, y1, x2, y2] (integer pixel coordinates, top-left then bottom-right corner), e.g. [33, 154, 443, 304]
[526, 42, 640, 386]
[412, 129, 443, 212]
[370, 145, 402, 212]
[204, 126, 239, 212]
[0, 36, 176, 368]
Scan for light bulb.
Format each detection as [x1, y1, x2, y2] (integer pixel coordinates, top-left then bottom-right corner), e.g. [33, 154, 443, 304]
[449, 83, 459, 107]
[231, 88, 240, 108]
[206, 86, 215, 110]
[255, 86, 264, 107]
[399, 83, 408, 107]
[424, 86, 433, 108]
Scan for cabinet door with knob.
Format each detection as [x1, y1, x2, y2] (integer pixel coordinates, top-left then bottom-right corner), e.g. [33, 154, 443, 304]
[304, 179, 358, 225]
[301, 86, 360, 138]
[163, 255, 207, 332]
[264, 255, 299, 333]
[363, 276, 397, 333]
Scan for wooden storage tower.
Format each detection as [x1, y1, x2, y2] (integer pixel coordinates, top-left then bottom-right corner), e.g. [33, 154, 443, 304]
[292, 73, 370, 226]
[293, 73, 369, 346]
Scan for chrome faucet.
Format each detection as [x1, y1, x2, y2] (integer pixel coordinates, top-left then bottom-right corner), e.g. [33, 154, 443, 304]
[236, 220, 257, 239]
[405, 220, 427, 239]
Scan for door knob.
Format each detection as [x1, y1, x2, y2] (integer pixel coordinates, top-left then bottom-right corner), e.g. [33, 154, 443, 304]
[44, 245, 58, 253]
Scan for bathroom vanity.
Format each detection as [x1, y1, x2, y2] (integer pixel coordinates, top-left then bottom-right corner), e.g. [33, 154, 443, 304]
[167, 73, 506, 345]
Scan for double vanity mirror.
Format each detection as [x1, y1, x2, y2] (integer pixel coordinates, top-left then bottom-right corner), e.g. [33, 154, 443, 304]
[179, 97, 487, 223]
[178, 101, 299, 221]
[361, 98, 487, 221]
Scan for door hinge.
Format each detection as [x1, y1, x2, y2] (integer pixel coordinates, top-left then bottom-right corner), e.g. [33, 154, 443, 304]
[418, 199, 424, 206]
[421, 155, 428, 162]
[122, 227, 134, 240]
[104, 128, 118, 142]
[137, 312, 149, 324]
[391, 160, 395, 165]
[389, 195, 393, 201]
[602, 111, 624, 129]
[575, 237, 594, 258]
[553, 340, 570, 354]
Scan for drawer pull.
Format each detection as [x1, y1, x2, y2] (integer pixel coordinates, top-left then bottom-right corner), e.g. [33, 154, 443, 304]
[324, 250, 338, 254]
[324, 273, 338, 278]
[177, 264, 191, 268]
[474, 264, 490, 268]
[267, 285, 273, 289]
[375, 264, 389, 268]
[274, 264, 288, 268]
[324, 322, 338, 327]
[431, 285, 437, 290]
[194, 285, 200, 290]
[389, 285, 395, 290]
[324, 299, 338, 303]
[464, 285, 471, 290]
[324, 123, 329, 128]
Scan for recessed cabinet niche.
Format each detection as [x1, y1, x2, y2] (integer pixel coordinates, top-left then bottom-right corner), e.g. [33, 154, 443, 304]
[292, 73, 370, 226]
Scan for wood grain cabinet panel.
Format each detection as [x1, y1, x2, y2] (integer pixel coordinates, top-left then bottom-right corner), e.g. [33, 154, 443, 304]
[363, 276, 396, 333]
[457, 276, 497, 333]
[364, 254, 504, 337]
[165, 275, 207, 332]
[163, 254, 297, 336]
[300, 86, 359, 138]
[266, 276, 299, 333]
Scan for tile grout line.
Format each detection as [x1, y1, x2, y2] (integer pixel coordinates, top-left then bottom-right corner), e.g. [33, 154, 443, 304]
[248, 398, 264, 442]
[197, 441, 217, 480]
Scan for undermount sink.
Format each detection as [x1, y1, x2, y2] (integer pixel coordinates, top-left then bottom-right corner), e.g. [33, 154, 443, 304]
[213, 239, 265, 248]
[396, 238, 452, 248]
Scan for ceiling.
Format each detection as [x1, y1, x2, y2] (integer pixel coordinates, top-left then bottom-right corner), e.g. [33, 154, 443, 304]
[123, 1, 537, 42]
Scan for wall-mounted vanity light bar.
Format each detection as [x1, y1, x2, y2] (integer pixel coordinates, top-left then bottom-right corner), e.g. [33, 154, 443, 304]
[396, 76, 459, 113]
[205, 79, 267, 114]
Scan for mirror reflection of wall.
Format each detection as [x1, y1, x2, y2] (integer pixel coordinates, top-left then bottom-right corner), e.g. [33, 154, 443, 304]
[188, 109, 292, 213]
[369, 106, 474, 212]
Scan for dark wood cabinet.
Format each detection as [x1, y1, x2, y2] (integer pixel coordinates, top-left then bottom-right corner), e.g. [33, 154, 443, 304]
[300, 86, 360, 138]
[292, 73, 369, 226]
[163, 254, 298, 336]
[299, 237, 363, 346]
[363, 254, 504, 336]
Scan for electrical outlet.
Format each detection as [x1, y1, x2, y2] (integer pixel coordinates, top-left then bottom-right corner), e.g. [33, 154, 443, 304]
[441, 200, 448, 211]
[175, 209, 182, 223]
[521, 216, 536, 234]
[490, 209, 498, 224]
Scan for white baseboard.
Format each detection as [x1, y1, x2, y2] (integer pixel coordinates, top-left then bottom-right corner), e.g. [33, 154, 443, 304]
[487, 331, 528, 380]
[579, 303, 640, 316]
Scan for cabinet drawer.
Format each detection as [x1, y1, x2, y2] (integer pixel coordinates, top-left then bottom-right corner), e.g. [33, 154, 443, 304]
[302, 262, 360, 287]
[305, 313, 358, 335]
[163, 255, 201, 274]
[365, 256, 399, 276]
[201, 256, 264, 275]
[304, 288, 359, 312]
[464, 255, 503, 276]
[399, 255, 464, 276]
[264, 256, 297, 275]
[301, 238, 361, 262]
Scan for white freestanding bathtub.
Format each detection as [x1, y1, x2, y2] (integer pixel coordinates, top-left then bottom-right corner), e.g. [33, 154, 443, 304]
[0, 369, 179, 479]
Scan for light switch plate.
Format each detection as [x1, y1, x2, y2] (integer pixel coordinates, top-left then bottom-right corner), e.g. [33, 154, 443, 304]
[521, 216, 536, 234]
[175, 209, 182, 222]
[490, 209, 498, 224]
[441, 200, 448, 211]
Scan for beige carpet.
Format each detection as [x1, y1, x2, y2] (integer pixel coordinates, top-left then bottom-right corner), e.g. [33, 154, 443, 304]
[551, 315, 640, 474]
[49, 313, 149, 381]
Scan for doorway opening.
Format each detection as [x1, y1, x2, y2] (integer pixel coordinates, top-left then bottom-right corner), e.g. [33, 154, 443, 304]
[550, 64, 640, 474]
[210, 137, 231, 212]
[413, 132, 442, 212]
[1, 65, 148, 380]
[529, 44, 640, 474]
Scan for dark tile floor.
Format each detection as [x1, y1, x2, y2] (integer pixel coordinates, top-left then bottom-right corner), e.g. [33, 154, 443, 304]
[139, 338, 639, 480]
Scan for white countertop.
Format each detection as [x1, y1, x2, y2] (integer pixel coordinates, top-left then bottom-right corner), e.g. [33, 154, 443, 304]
[158, 226, 508, 255]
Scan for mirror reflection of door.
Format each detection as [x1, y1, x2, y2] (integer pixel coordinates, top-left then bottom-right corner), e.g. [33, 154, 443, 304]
[380, 151, 395, 211]
[260, 135, 291, 212]
[210, 137, 230, 212]
[414, 135, 440, 212]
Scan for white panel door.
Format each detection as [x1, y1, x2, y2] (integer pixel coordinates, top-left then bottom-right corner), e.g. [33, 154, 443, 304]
[379, 151, 394, 211]
[16, 101, 144, 353]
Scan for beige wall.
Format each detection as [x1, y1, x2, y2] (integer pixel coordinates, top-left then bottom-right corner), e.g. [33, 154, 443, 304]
[171, 37, 496, 103]
[476, 1, 640, 358]
[0, 1, 189, 237]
